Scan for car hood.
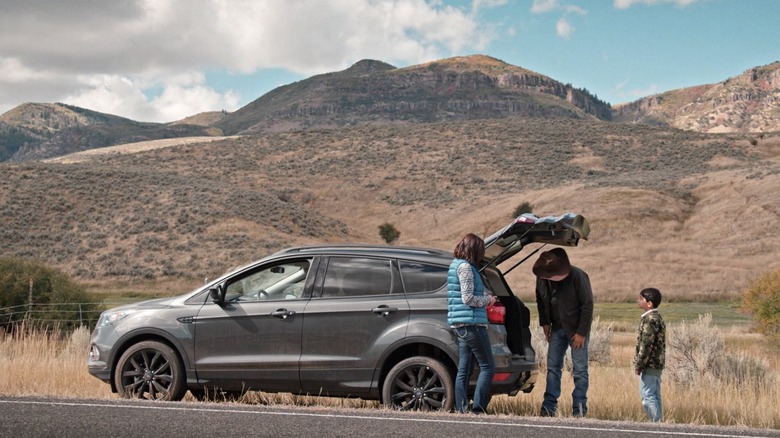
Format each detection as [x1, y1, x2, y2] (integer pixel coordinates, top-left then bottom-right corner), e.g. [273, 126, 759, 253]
[483, 213, 590, 268]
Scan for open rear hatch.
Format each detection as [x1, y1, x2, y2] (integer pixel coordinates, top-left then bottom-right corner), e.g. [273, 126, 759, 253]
[482, 212, 590, 271]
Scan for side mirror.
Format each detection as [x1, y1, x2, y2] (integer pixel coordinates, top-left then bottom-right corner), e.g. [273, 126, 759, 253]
[209, 284, 226, 304]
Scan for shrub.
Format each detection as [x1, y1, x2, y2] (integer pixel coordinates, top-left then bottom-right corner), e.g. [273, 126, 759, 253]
[378, 222, 401, 244]
[531, 316, 613, 370]
[667, 313, 774, 388]
[0, 257, 98, 331]
[512, 201, 533, 218]
[666, 314, 723, 386]
[740, 268, 780, 337]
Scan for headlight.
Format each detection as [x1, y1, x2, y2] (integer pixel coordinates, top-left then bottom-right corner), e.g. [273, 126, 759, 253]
[98, 309, 136, 327]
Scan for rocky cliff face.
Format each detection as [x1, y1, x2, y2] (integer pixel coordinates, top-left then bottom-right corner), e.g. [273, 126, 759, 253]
[613, 61, 780, 133]
[216, 55, 612, 134]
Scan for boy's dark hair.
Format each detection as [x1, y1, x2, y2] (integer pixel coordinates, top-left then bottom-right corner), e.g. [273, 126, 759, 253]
[640, 287, 662, 309]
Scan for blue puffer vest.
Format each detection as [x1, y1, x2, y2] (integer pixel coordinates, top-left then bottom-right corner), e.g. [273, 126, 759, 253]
[447, 258, 488, 326]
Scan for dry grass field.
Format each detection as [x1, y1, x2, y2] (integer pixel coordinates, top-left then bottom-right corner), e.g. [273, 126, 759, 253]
[1, 320, 777, 429]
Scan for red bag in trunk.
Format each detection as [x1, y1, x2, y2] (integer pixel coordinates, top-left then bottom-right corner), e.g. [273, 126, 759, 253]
[486, 301, 505, 324]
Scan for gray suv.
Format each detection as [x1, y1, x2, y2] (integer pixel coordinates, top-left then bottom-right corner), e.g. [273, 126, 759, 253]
[88, 213, 589, 411]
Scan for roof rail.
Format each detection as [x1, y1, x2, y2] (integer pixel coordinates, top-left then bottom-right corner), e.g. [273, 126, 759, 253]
[276, 244, 449, 257]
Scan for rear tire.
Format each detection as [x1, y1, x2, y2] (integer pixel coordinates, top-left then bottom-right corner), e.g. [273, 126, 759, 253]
[382, 356, 454, 412]
[114, 340, 186, 401]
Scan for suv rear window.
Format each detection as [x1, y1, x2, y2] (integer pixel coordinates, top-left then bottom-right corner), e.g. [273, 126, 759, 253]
[321, 257, 393, 297]
[399, 261, 448, 293]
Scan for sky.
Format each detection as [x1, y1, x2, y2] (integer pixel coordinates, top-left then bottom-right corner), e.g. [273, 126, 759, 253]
[1, 0, 778, 123]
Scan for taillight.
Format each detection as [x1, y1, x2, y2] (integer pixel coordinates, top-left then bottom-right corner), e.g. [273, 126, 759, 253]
[492, 372, 512, 382]
[486, 301, 505, 324]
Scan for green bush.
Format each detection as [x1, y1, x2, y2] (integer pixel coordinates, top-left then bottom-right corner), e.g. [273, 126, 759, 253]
[0, 257, 99, 331]
[512, 201, 533, 218]
[740, 268, 780, 337]
[378, 222, 401, 244]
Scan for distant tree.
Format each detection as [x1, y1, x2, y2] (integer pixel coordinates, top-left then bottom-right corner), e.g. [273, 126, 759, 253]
[512, 201, 534, 218]
[378, 222, 401, 244]
[0, 257, 99, 332]
[740, 267, 780, 337]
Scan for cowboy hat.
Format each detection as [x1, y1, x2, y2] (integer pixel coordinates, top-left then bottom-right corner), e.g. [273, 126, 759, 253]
[532, 248, 571, 279]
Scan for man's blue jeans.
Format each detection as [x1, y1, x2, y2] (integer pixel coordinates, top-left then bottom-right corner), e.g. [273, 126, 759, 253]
[542, 327, 589, 416]
[639, 373, 663, 422]
[454, 325, 495, 413]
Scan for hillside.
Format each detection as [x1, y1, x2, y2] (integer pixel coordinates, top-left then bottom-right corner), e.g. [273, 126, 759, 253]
[0, 103, 221, 162]
[614, 61, 780, 133]
[1, 118, 778, 302]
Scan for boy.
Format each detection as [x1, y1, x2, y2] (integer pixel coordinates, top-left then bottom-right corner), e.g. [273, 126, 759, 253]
[634, 287, 666, 422]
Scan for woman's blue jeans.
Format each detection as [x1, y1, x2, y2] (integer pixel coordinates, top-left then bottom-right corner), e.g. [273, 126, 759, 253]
[542, 327, 589, 416]
[639, 373, 663, 422]
[454, 325, 495, 413]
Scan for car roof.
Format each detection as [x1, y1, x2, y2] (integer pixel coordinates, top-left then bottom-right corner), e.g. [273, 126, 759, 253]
[272, 244, 453, 264]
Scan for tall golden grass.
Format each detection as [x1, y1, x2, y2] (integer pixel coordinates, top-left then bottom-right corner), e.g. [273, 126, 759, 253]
[0, 326, 111, 399]
[1, 324, 777, 429]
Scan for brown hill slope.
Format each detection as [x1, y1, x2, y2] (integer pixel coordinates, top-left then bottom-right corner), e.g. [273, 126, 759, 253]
[1, 118, 777, 301]
[614, 61, 780, 133]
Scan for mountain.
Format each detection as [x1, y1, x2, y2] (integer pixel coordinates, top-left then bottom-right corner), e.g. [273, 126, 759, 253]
[214, 55, 612, 135]
[5, 55, 779, 163]
[0, 103, 221, 162]
[613, 61, 780, 133]
[171, 111, 229, 127]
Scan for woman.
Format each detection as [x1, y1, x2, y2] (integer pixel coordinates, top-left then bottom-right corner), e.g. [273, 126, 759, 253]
[447, 233, 496, 414]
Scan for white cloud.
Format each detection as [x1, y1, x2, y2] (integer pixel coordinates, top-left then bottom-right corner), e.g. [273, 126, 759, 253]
[531, 0, 560, 14]
[63, 72, 240, 122]
[0, 0, 497, 122]
[614, 0, 700, 9]
[531, 0, 586, 15]
[530, 0, 585, 40]
[556, 18, 575, 39]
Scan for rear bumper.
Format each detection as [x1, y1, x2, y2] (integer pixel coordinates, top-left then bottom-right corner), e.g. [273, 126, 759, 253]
[489, 357, 538, 395]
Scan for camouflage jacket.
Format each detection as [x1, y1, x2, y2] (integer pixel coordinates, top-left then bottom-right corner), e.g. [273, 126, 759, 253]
[634, 310, 666, 375]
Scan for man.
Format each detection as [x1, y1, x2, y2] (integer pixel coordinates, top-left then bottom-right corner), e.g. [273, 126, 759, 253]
[534, 247, 593, 417]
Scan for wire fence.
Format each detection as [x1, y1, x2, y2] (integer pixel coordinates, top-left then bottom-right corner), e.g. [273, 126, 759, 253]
[0, 302, 123, 332]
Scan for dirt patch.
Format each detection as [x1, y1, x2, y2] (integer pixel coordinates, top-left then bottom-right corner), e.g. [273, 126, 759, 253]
[44, 136, 240, 164]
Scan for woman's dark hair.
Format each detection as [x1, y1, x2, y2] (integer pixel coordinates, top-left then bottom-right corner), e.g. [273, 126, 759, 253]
[640, 287, 662, 309]
[453, 233, 485, 265]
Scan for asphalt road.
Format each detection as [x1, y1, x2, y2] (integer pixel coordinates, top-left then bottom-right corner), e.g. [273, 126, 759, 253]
[1, 396, 778, 438]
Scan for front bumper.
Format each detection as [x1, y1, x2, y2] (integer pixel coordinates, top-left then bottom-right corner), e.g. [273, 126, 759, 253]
[87, 343, 111, 382]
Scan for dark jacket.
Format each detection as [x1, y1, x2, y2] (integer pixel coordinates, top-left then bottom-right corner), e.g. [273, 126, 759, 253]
[535, 266, 594, 338]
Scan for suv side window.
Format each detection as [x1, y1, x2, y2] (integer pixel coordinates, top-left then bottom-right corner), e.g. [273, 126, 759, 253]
[399, 261, 448, 293]
[321, 257, 392, 297]
[225, 259, 311, 302]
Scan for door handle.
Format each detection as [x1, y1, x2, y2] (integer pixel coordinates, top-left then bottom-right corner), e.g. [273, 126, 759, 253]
[271, 309, 296, 319]
[372, 305, 398, 316]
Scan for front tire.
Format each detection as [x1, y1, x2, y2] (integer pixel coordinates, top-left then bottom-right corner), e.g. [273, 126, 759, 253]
[382, 356, 454, 412]
[114, 340, 186, 401]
